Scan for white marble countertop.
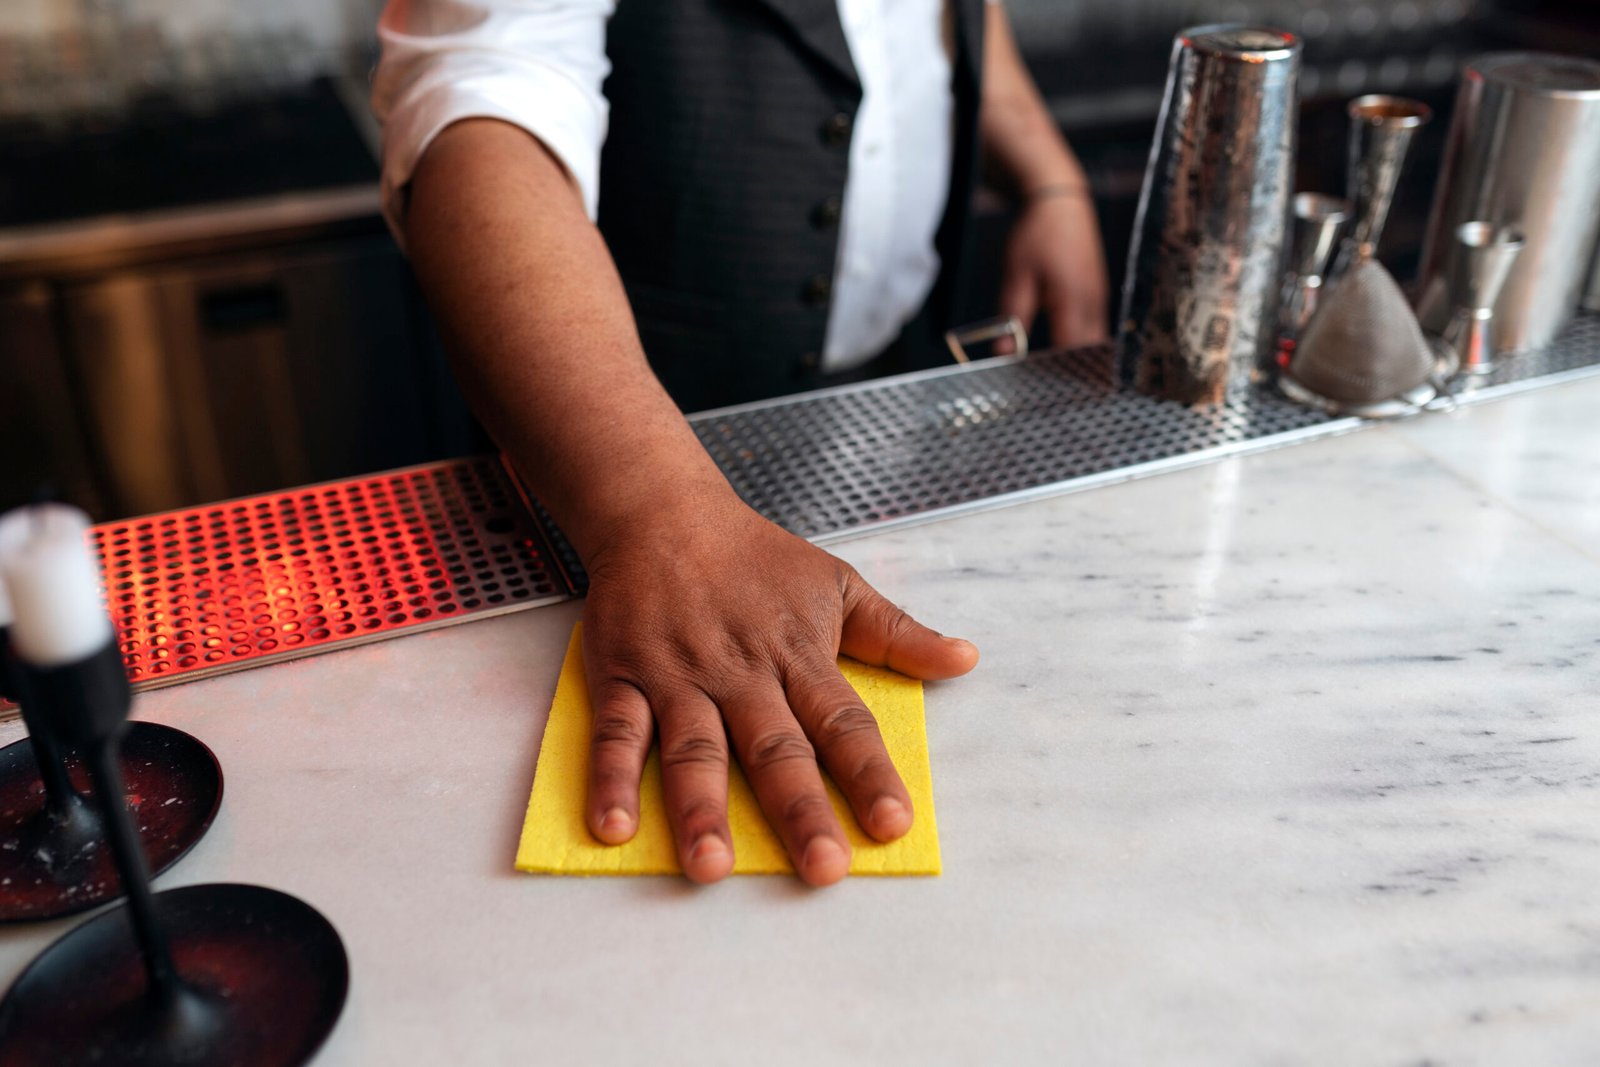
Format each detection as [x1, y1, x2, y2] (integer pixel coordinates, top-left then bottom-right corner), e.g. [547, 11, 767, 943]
[5, 376, 1600, 1065]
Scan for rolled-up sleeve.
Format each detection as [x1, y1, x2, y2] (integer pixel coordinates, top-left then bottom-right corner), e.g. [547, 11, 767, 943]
[371, 0, 614, 238]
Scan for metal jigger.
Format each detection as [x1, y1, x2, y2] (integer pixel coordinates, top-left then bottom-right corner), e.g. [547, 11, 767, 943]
[1441, 222, 1525, 377]
[1330, 95, 1432, 277]
[0, 513, 223, 924]
[0, 506, 347, 1065]
[1279, 193, 1350, 351]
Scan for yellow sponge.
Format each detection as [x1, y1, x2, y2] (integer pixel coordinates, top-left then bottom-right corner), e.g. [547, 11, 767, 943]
[515, 623, 941, 876]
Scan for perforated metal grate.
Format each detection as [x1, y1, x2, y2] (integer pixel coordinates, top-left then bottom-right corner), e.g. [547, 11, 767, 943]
[1474, 312, 1600, 392]
[92, 457, 571, 693]
[1, 315, 1588, 711]
[687, 312, 1600, 544]
[690, 345, 1334, 542]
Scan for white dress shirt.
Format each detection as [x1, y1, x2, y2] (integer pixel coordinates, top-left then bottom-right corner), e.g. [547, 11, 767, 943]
[373, 0, 958, 371]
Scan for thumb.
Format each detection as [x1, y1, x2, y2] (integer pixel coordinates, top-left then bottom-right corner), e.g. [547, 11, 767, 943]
[840, 572, 979, 680]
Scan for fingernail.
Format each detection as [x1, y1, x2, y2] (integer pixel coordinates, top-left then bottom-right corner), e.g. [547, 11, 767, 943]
[694, 838, 732, 863]
[599, 807, 634, 837]
[690, 834, 730, 865]
[869, 796, 910, 837]
[802, 837, 849, 877]
[944, 637, 979, 662]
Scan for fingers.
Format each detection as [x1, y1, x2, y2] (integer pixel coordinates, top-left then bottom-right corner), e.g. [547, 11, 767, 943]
[586, 679, 653, 845]
[587, 678, 736, 883]
[721, 685, 852, 887]
[1047, 293, 1109, 350]
[656, 693, 735, 883]
[841, 575, 979, 680]
[785, 661, 913, 843]
[997, 267, 1040, 355]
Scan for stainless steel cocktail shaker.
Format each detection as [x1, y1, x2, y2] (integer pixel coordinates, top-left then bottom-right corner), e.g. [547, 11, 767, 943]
[1416, 53, 1600, 352]
[1118, 25, 1301, 407]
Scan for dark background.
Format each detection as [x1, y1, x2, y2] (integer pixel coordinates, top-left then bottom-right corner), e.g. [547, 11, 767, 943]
[2, 0, 1597, 519]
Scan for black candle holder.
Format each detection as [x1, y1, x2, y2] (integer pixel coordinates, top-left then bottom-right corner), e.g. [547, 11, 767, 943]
[0, 631, 222, 924]
[0, 882, 349, 1065]
[0, 721, 223, 923]
[0, 642, 348, 1065]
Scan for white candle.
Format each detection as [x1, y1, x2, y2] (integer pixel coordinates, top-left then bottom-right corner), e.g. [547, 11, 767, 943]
[0, 506, 114, 667]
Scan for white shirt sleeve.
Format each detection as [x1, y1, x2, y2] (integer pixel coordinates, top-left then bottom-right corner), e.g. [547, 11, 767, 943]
[370, 0, 615, 240]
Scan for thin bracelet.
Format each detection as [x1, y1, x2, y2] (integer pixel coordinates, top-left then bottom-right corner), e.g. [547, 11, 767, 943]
[1024, 182, 1091, 205]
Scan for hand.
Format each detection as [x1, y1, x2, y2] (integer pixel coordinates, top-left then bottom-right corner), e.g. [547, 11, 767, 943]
[998, 192, 1111, 350]
[578, 491, 979, 886]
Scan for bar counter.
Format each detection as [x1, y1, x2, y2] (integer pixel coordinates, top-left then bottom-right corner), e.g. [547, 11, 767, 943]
[4, 372, 1600, 1063]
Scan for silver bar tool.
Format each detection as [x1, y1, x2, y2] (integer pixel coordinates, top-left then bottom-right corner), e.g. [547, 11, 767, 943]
[1281, 192, 1350, 341]
[1118, 25, 1301, 407]
[1332, 95, 1431, 275]
[1440, 222, 1525, 377]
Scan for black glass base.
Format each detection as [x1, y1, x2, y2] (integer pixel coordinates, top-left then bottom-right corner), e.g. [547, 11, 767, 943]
[0, 883, 348, 1066]
[0, 722, 223, 923]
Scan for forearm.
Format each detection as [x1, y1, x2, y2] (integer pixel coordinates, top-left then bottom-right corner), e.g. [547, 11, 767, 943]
[404, 119, 732, 558]
[979, 4, 1085, 196]
[392, 45, 979, 893]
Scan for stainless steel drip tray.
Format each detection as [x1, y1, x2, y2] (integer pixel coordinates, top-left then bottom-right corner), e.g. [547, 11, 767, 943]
[682, 313, 1600, 546]
[2, 314, 1589, 718]
[688, 346, 1336, 546]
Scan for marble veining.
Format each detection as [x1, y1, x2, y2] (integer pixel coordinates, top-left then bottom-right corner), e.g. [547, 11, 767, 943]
[3, 379, 1600, 1064]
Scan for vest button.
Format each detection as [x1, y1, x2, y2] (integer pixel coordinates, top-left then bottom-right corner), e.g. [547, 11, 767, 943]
[799, 351, 821, 371]
[820, 112, 853, 148]
[803, 274, 833, 307]
[811, 195, 842, 229]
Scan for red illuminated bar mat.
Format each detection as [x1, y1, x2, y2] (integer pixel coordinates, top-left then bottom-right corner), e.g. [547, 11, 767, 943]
[0, 457, 580, 713]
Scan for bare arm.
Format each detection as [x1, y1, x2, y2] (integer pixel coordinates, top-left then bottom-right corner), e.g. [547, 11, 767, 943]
[405, 119, 978, 886]
[981, 3, 1110, 346]
[407, 121, 724, 551]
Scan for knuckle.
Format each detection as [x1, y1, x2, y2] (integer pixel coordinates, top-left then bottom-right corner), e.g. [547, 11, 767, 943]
[591, 713, 650, 750]
[811, 703, 879, 751]
[846, 753, 895, 791]
[674, 795, 726, 831]
[590, 762, 637, 794]
[780, 790, 832, 829]
[661, 729, 726, 770]
[881, 604, 924, 649]
[746, 730, 816, 773]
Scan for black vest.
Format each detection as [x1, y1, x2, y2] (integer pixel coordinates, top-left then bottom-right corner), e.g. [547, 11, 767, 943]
[599, 0, 985, 412]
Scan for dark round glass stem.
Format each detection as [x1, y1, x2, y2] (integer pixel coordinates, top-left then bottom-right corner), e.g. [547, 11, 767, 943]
[18, 707, 83, 820]
[84, 735, 180, 1003]
[0, 629, 83, 819]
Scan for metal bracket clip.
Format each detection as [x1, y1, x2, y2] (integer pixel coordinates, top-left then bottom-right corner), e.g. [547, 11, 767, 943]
[944, 316, 1028, 364]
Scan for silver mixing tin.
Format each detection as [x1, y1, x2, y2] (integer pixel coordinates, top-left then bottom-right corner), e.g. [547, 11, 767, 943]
[1118, 25, 1301, 407]
[1417, 52, 1600, 352]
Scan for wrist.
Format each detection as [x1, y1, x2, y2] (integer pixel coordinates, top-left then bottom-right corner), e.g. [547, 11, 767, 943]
[569, 471, 750, 568]
[1021, 181, 1091, 206]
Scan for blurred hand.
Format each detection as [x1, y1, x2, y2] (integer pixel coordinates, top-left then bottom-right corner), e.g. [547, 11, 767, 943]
[579, 491, 979, 886]
[998, 192, 1111, 350]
